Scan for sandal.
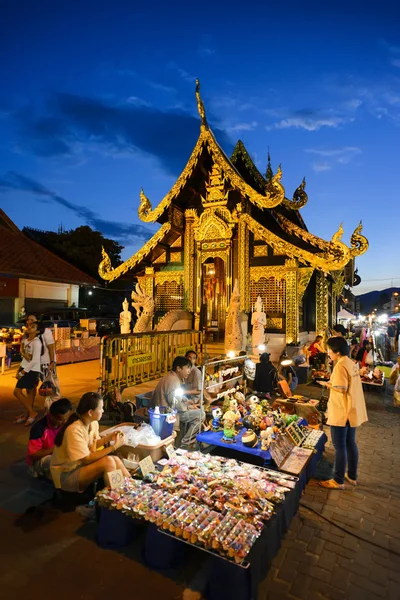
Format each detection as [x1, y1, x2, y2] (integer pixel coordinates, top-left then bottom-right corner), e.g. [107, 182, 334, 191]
[14, 414, 27, 424]
[319, 479, 344, 490]
[24, 415, 38, 427]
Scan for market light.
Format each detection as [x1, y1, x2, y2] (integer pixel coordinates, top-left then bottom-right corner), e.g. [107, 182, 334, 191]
[174, 387, 184, 398]
[281, 358, 293, 367]
[88, 291, 93, 296]
[377, 314, 388, 324]
[227, 350, 236, 359]
[258, 344, 266, 352]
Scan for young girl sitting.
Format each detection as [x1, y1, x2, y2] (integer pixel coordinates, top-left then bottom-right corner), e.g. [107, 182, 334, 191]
[51, 392, 130, 492]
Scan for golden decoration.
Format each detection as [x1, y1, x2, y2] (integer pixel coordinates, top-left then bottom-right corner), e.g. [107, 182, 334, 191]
[170, 236, 182, 248]
[155, 271, 184, 286]
[285, 269, 298, 344]
[349, 221, 369, 257]
[194, 210, 233, 242]
[253, 245, 268, 257]
[238, 219, 250, 311]
[283, 177, 308, 210]
[266, 318, 283, 329]
[196, 78, 208, 129]
[153, 252, 167, 264]
[332, 269, 346, 297]
[316, 271, 329, 336]
[184, 210, 196, 311]
[200, 249, 228, 263]
[297, 268, 314, 303]
[250, 266, 287, 282]
[170, 251, 182, 263]
[98, 223, 171, 281]
[241, 213, 355, 271]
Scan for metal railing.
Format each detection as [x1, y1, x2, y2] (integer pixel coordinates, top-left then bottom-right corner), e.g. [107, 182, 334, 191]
[100, 329, 203, 394]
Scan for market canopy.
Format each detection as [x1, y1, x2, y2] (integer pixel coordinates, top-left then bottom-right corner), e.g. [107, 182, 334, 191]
[337, 308, 356, 320]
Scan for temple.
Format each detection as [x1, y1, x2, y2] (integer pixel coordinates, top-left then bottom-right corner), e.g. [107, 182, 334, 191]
[99, 80, 368, 351]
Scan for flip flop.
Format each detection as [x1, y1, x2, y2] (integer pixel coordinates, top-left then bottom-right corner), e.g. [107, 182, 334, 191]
[24, 415, 38, 427]
[13, 414, 27, 424]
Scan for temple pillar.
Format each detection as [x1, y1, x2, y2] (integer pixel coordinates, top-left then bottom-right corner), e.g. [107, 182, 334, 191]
[316, 271, 329, 336]
[238, 218, 250, 312]
[194, 242, 202, 330]
[143, 267, 154, 299]
[184, 209, 196, 312]
[285, 259, 299, 344]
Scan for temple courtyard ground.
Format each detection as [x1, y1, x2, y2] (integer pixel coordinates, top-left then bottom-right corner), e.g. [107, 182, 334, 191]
[0, 361, 400, 599]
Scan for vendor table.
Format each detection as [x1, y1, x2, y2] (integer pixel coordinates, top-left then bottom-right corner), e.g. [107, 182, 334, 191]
[96, 435, 326, 600]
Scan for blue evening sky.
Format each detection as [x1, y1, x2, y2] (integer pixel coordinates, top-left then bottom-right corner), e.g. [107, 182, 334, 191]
[1, 0, 399, 294]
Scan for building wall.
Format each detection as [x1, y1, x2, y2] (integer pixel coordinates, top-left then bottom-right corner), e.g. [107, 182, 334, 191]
[16, 279, 79, 322]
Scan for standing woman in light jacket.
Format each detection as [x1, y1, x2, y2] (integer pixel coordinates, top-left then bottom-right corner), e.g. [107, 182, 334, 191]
[13, 321, 42, 426]
[318, 336, 368, 489]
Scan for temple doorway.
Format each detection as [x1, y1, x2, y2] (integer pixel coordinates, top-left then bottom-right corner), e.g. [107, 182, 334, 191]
[201, 257, 226, 342]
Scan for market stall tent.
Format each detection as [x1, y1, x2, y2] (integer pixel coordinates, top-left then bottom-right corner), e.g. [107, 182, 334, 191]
[337, 308, 356, 320]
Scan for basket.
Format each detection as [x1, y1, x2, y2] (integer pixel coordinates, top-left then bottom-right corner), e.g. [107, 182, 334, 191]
[100, 423, 176, 463]
[148, 407, 177, 440]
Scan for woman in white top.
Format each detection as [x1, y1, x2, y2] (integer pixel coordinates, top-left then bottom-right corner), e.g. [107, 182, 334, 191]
[318, 336, 368, 489]
[13, 322, 43, 426]
[51, 392, 130, 493]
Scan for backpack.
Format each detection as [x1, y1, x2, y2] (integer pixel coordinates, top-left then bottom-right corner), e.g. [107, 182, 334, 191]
[117, 401, 136, 422]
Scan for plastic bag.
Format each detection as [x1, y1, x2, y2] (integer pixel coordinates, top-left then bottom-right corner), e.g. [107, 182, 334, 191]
[110, 424, 161, 447]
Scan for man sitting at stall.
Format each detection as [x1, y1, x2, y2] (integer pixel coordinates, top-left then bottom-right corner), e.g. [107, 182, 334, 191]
[27, 398, 73, 479]
[183, 350, 202, 403]
[150, 356, 204, 448]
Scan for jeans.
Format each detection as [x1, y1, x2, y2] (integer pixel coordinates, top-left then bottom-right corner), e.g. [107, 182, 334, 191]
[179, 409, 204, 448]
[330, 422, 358, 484]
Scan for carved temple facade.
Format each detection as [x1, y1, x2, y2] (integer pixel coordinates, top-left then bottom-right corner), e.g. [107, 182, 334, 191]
[99, 81, 368, 346]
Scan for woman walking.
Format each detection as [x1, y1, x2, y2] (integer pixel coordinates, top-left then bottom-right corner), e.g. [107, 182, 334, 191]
[318, 336, 368, 489]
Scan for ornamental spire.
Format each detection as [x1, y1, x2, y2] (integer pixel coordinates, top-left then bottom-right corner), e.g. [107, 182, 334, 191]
[195, 79, 208, 129]
[265, 147, 273, 182]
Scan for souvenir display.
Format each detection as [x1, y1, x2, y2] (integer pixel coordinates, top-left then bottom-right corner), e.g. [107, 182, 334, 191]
[96, 452, 299, 565]
[360, 367, 384, 385]
[279, 446, 314, 476]
[242, 429, 258, 447]
[210, 407, 222, 431]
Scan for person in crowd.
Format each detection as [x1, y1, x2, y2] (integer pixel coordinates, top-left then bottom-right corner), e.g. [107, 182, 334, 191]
[13, 321, 43, 426]
[350, 338, 360, 361]
[318, 336, 368, 489]
[253, 352, 278, 395]
[389, 356, 400, 385]
[308, 335, 326, 366]
[26, 314, 56, 371]
[27, 398, 73, 478]
[396, 319, 400, 354]
[278, 361, 298, 393]
[25, 314, 57, 401]
[51, 392, 130, 492]
[387, 322, 396, 353]
[150, 356, 204, 448]
[183, 350, 202, 402]
[355, 340, 373, 368]
[332, 324, 347, 337]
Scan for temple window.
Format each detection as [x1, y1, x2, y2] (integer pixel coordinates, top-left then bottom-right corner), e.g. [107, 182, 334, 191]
[250, 277, 286, 314]
[155, 281, 184, 311]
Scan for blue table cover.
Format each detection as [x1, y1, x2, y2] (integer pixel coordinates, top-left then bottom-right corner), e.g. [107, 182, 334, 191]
[196, 418, 309, 465]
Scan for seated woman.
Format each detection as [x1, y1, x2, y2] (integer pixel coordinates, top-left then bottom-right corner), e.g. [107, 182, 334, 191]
[308, 335, 326, 367]
[51, 392, 130, 493]
[279, 362, 299, 393]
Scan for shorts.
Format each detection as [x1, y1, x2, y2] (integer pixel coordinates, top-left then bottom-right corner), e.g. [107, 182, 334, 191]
[59, 467, 83, 493]
[16, 370, 41, 391]
[28, 455, 52, 479]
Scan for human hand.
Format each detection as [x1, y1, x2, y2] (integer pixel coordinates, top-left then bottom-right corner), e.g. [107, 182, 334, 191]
[318, 380, 328, 387]
[113, 432, 126, 449]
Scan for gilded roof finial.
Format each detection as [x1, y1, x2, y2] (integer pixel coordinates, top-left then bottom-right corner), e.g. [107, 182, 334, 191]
[265, 147, 273, 182]
[195, 79, 208, 129]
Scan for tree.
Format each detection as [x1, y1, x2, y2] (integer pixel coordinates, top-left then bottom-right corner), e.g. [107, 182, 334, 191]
[23, 225, 123, 281]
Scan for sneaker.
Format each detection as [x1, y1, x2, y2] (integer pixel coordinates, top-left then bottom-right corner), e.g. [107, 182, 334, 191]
[345, 474, 357, 486]
[319, 479, 344, 490]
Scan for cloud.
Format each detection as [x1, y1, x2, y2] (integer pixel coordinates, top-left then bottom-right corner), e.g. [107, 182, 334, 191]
[10, 93, 233, 176]
[0, 171, 155, 245]
[167, 61, 196, 83]
[269, 113, 350, 131]
[198, 47, 215, 57]
[312, 163, 332, 173]
[226, 121, 257, 132]
[305, 146, 362, 164]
